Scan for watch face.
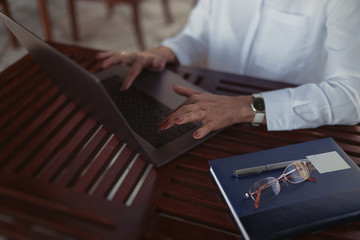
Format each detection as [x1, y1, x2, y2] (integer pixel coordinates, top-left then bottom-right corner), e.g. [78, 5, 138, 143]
[253, 98, 265, 111]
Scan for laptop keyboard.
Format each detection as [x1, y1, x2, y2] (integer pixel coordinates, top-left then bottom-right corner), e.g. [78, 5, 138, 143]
[101, 75, 197, 148]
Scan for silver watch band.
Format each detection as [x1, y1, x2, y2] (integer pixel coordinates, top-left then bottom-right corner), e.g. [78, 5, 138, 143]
[251, 93, 265, 125]
[253, 111, 265, 124]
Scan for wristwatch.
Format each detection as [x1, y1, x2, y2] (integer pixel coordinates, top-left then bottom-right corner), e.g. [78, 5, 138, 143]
[250, 93, 265, 125]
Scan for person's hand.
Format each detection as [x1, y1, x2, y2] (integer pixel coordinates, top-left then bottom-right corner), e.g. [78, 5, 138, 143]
[96, 46, 177, 90]
[158, 85, 255, 139]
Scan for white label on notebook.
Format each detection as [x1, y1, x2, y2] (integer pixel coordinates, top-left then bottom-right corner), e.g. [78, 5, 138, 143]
[306, 151, 351, 174]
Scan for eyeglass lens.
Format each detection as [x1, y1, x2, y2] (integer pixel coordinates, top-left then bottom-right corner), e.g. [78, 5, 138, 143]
[248, 177, 280, 206]
[247, 161, 312, 209]
[283, 161, 310, 183]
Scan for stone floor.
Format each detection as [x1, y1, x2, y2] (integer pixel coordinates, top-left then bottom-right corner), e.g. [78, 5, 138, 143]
[0, 0, 194, 71]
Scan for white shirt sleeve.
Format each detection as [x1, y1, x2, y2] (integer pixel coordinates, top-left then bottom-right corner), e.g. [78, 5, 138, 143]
[263, 1, 360, 130]
[162, 0, 211, 65]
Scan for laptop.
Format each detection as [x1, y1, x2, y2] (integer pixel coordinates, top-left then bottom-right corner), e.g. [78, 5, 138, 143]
[0, 11, 219, 167]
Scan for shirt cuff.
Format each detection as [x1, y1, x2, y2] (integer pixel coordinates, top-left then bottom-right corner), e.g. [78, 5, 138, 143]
[261, 89, 292, 131]
[162, 36, 189, 65]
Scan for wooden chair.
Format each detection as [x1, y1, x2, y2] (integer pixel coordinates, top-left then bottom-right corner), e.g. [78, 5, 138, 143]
[0, 0, 18, 47]
[37, 0, 53, 41]
[67, 0, 173, 50]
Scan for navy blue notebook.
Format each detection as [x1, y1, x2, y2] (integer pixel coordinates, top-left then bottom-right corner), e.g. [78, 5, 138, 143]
[209, 137, 360, 240]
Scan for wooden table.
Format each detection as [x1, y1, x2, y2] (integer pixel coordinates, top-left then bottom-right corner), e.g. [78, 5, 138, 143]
[1, 43, 359, 240]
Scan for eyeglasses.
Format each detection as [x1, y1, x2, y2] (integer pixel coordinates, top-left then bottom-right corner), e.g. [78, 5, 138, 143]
[244, 161, 316, 209]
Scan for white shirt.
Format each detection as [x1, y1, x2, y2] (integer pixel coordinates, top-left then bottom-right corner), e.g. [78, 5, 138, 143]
[162, 0, 360, 130]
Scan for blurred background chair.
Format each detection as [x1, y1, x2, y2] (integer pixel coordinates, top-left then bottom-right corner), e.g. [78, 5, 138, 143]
[35, 0, 173, 50]
[0, 0, 18, 47]
[67, 0, 173, 50]
[37, 0, 53, 41]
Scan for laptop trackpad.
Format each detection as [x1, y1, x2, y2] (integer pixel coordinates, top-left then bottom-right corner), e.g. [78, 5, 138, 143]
[133, 69, 204, 110]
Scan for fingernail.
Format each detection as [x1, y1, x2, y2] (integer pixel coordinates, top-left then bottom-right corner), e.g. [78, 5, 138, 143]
[100, 62, 108, 69]
[158, 121, 169, 131]
[193, 131, 200, 139]
[175, 116, 183, 123]
[120, 84, 127, 91]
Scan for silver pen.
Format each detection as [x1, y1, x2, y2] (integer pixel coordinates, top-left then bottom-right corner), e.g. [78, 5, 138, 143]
[233, 159, 309, 177]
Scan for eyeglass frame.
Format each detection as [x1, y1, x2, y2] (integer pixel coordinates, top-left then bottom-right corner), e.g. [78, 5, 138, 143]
[244, 161, 317, 209]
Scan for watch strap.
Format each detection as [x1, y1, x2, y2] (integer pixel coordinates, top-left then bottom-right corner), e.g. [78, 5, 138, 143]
[251, 93, 265, 125]
[252, 112, 265, 125]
